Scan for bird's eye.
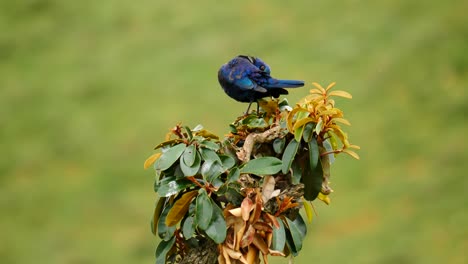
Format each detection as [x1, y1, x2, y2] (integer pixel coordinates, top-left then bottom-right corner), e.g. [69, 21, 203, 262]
[260, 65, 266, 71]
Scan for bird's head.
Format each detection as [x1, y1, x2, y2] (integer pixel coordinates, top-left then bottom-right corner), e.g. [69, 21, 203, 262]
[237, 55, 271, 74]
[252, 57, 271, 74]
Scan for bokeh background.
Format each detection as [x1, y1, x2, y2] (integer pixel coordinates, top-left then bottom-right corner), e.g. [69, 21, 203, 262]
[1, 0, 467, 263]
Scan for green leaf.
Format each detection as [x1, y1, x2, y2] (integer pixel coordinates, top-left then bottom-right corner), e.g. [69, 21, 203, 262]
[242, 115, 267, 128]
[273, 137, 286, 154]
[201, 159, 224, 182]
[154, 139, 184, 150]
[293, 214, 307, 237]
[196, 189, 213, 230]
[281, 139, 300, 174]
[270, 216, 286, 252]
[156, 143, 187, 171]
[290, 159, 302, 185]
[182, 145, 196, 166]
[156, 177, 195, 197]
[296, 109, 310, 120]
[221, 184, 244, 206]
[211, 177, 224, 188]
[155, 235, 175, 264]
[229, 124, 238, 133]
[278, 98, 291, 111]
[219, 154, 236, 170]
[205, 203, 227, 244]
[285, 215, 306, 255]
[182, 215, 196, 239]
[180, 150, 201, 176]
[192, 124, 203, 132]
[200, 140, 220, 151]
[294, 125, 304, 142]
[302, 145, 323, 201]
[226, 167, 240, 183]
[158, 203, 176, 240]
[183, 126, 193, 140]
[322, 139, 335, 164]
[241, 157, 283, 176]
[151, 198, 166, 235]
[302, 122, 315, 142]
[199, 147, 221, 163]
[328, 131, 339, 150]
[309, 137, 320, 170]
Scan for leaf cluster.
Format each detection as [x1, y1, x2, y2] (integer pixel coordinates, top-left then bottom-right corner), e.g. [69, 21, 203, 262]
[144, 83, 359, 263]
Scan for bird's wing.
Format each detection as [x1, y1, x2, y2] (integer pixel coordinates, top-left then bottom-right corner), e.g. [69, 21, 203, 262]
[232, 70, 267, 93]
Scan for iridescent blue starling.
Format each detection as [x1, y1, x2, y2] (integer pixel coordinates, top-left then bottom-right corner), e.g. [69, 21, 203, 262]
[218, 55, 304, 113]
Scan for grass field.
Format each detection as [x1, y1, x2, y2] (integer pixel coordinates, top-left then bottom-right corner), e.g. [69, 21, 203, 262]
[1, 0, 467, 263]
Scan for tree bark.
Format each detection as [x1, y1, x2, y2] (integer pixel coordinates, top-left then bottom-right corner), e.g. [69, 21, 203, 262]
[179, 238, 218, 264]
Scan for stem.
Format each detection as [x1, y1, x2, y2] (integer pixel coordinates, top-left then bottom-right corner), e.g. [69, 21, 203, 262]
[320, 149, 342, 157]
[187, 176, 205, 189]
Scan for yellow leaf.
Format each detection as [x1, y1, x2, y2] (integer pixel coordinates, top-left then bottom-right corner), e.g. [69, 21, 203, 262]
[328, 124, 348, 145]
[312, 82, 326, 93]
[153, 139, 184, 150]
[315, 117, 323, 134]
[320, 109, 340, 116]
[303, 200, 314, 223]
[144, 152, 162, 169]
[165, 190, 198, 226]
[317, 192, 331, 205]
[342, 149, 360, 160]
[292, 117, 315, 131]
[287, 106, 307, 132]
[195, 129, 219, 140]
[348, 144, 361, 149]
[325, 82, 336, 91]
[332, 117, 351, 126]
[258, 99, 279, 115]
[328, 90, 352, 99]
[309, 88, 323, 95]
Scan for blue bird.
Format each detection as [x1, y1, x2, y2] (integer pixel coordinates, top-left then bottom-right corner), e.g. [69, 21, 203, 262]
[218, 55, 304, 113]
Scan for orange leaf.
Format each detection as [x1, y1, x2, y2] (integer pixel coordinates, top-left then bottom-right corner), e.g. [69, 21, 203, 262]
[253, 222, 273, 233]
[144, 152, 161, 169]
[252, 234, 269, 255]
[264, 213, 280, 229]
[241, 197, 254, 221]
[249, 192, 262, 224]
[165, 190, 198, 226]
[240, 225, 256, 248]
[246, 245, 259, 264]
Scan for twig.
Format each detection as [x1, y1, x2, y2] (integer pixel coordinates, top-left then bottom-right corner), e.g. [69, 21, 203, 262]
[236, 126, 283, 162]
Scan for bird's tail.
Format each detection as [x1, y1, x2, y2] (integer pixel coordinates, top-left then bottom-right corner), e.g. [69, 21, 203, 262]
[267, 78, 304, 88]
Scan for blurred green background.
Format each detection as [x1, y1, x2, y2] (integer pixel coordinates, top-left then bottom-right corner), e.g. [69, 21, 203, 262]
[1, 0, 467, 263]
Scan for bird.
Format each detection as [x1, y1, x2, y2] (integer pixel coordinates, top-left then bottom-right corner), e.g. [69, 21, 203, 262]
[218, 55, 304, 113]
